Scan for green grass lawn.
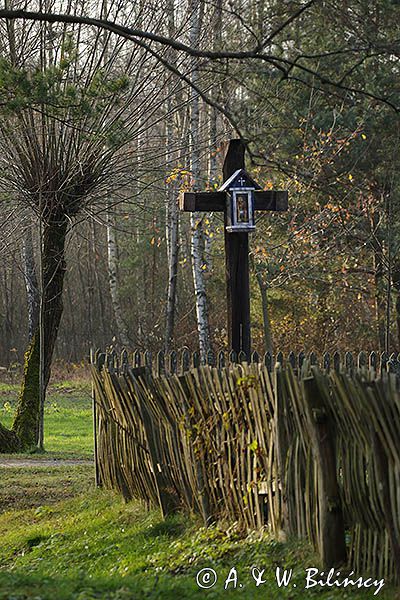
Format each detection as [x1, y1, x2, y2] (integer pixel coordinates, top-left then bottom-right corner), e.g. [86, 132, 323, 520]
[0, 379, 93, 458]
[1, 487, 397, 600]
[0, 377, 398, 599]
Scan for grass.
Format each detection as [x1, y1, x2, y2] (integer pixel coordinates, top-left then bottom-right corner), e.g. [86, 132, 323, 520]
[0, 379, 93, 459]
[1, 487, 398, 600]
[0, 465, 94, 512]
[0, 373, 398, 599]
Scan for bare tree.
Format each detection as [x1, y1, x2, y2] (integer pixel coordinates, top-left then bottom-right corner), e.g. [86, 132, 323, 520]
[0, 0, 187, 451]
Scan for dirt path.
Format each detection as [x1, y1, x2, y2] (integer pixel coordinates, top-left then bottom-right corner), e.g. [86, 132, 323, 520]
[0, 458, 93, 468]
[0, 456, 95, 512]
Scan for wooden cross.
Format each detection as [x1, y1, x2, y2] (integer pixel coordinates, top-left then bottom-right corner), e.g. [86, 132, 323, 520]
[180, 139, 288, 356]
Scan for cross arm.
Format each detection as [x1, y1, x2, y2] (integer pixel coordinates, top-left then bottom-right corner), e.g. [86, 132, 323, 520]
[180, 191, 226, 212]
[180, 189, 288, 213]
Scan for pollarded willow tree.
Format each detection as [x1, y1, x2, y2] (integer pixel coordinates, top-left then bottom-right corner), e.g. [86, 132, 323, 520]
[0, 0, 185, 451]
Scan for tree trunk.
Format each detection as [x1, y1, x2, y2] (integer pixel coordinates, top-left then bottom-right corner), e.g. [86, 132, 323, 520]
[21, 225, 39, 341]
[373, 245, 386, 352]
[0, 215, 69, 452]
[206, 0, 220, 271]
[191, 217, 210, 358]
[91, 218, 108, 349]
[370, 209, 386, 351]
[165, 185, 180, 351]
[12, 331, 41, 449]
[0, 421, 20, 452]
[256, 270, 273, 354]
[164, 0, 180, 352]
[106, 204, 130, 348]
[392, 261, 400, 350]
[204, 105, 218, 273]
[189, 0, 210, 360]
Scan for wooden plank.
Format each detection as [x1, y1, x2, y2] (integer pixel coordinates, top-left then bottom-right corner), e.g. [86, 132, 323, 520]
[273, 366, 290, 534]
[180, 191, 226, 212]
[181, 188, 288, 213]
[223, 140, 251, 355]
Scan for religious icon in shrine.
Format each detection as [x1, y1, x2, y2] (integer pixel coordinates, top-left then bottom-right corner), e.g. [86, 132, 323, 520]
[236, 192, 250, 223]
[219, 169, 261, 233]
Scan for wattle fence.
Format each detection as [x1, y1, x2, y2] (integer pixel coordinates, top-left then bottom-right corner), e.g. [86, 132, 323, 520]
[96, 347, 400, 377]
[91, 349, 400, 583]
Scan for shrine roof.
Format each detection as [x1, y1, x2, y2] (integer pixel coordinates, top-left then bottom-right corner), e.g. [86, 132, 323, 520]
[218, 169, 262, 192]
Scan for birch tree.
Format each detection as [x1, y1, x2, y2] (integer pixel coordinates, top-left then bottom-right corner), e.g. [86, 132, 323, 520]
[106, 204, 130, 348]
[164, 0, 180, 351]
[189, 0, 210, 360]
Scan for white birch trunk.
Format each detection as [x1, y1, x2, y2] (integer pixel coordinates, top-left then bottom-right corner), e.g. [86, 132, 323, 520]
[106, 205, 130, 348]
[164, 0, 180, 351]
[204, 0, 222, 284]
[189, 0, 210, 360]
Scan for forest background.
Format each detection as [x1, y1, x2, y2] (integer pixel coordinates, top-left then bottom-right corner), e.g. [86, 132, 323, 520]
[0, 0, 399, 371]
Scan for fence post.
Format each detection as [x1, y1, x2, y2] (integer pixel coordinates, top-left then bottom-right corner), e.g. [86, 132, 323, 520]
[333, 351, 340, 372]
[157, 351, 165, 377]
[229, 350, 237, 365]
[169, 350, 178, 374]
[238, 350, 247, 363]
[302, 374, 346, 567]
[345, 351, 354, 373]
[357, 351, 367, 370]
[273, 365, 289, 535]
[207, 349, 216, 367]
[287, 351, 296, 369]
[372, 428, 400, 581]
[91, 348, 101, 488]
[181, 348, 191, 373]
[264, 351, 272, 372]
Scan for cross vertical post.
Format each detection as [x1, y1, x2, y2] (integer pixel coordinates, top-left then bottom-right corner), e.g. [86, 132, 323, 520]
[180, 138, 288, 357]
[222, 140, 251, 356]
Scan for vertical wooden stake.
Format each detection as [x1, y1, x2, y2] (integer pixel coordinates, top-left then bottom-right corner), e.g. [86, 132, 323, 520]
[373, 430, 400, 580]
[273, 366, 290, 536]
[303, 375, 347, 567]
